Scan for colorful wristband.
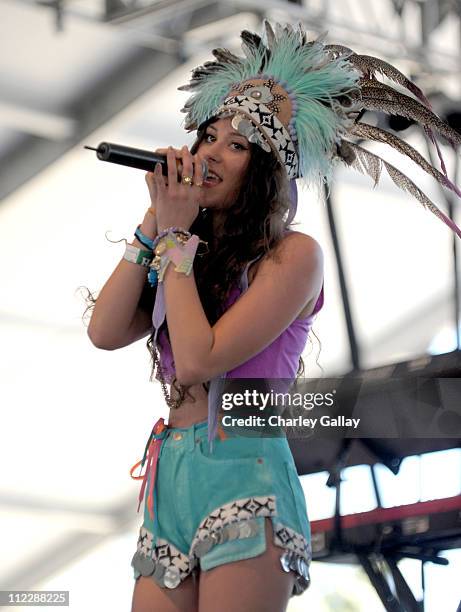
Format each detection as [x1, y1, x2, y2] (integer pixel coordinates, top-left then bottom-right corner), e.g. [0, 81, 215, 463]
[124, 244, 153, 267]
[134, 225, 155, 250]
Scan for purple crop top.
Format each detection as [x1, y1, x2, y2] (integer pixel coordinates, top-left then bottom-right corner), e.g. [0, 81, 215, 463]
[155, 256, 324, 384]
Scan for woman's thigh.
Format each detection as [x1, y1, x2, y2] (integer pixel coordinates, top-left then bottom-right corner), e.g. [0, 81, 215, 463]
[131, 573, 198, 612]
[198, 518, 295, 612]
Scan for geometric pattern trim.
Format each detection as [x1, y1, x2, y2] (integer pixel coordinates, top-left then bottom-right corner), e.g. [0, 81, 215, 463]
[131, 495, 311, 596]
[190, 495, 277, 555]
[272, 521, 312, 563]
[218, 96, 299, 179]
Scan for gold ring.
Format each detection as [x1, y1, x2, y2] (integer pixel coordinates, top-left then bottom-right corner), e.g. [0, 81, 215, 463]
[182, 175, 193, 186]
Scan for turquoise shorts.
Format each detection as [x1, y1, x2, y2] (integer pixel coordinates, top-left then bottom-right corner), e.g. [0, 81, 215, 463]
[131, 419, 311, 597]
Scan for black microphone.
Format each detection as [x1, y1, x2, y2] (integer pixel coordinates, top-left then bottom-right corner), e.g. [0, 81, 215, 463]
[84, 142, 208, 178]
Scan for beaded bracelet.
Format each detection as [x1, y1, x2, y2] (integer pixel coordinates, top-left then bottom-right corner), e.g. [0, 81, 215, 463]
[147, 227, 205, 287]
[148, 267, 158, 287]
[152, 226, 191, 250]
[147, 227, 192, 287]
[149, 230, 200, 284]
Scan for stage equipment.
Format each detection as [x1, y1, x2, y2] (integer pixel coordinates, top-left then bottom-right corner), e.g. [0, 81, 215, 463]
[290, 349, 461, 475]
[311, 496, 461, 612]
[290, 348, 461, 610]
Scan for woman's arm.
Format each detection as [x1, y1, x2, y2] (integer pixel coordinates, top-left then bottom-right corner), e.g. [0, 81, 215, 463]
[87, 209, 157, 350]
[164, 231, 323, 385]
[88, 146, 191, 351]
[148, 146, 323, 384]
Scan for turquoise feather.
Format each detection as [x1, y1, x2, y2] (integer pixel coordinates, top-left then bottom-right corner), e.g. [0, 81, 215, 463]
[181, 22, 361, 186]
[179, 20, 461, 239]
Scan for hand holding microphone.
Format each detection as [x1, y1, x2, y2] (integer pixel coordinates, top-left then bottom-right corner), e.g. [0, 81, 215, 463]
[150, 146, 202, 233]
[84, 141, 208, 180]
[85, 141, 204, 233]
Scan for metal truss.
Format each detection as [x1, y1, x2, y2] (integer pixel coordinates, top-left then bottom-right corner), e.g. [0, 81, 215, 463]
[28, 1, 461, 70]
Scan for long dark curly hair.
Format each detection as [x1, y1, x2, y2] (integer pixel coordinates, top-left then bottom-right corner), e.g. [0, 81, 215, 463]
[138, 116, 313, 407]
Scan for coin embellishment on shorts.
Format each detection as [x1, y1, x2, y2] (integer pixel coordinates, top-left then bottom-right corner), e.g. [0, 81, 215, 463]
[295, 556, 303, 576]
[239, 521, 252, 538]
[194, 538, 213, 557]
[219, 528, 230, 543]
[153, 562, 166, 582]
[163, 566, 181, 589]
[135, 553, 156, 577]
[280, 551, 292, 573]
[240, 518, 259, 538]
[299, 558, 310, 580]
[226, 523, 240, 540]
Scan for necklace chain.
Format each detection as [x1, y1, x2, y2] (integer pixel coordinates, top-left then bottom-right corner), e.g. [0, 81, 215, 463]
[153, 349, 183, 410]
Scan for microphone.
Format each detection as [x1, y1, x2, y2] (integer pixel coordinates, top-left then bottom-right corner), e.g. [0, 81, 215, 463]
[84, 142, 208, 179]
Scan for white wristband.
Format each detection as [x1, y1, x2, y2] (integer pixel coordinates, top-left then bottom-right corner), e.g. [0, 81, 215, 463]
[124, 244, 153, 267]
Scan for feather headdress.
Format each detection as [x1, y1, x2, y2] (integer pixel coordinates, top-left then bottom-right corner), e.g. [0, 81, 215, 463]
[179, 20, 461, 238]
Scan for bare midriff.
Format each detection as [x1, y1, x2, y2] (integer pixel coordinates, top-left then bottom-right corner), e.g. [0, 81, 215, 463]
[165, 285, 318, 429]
[167, 382, 209, 428]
